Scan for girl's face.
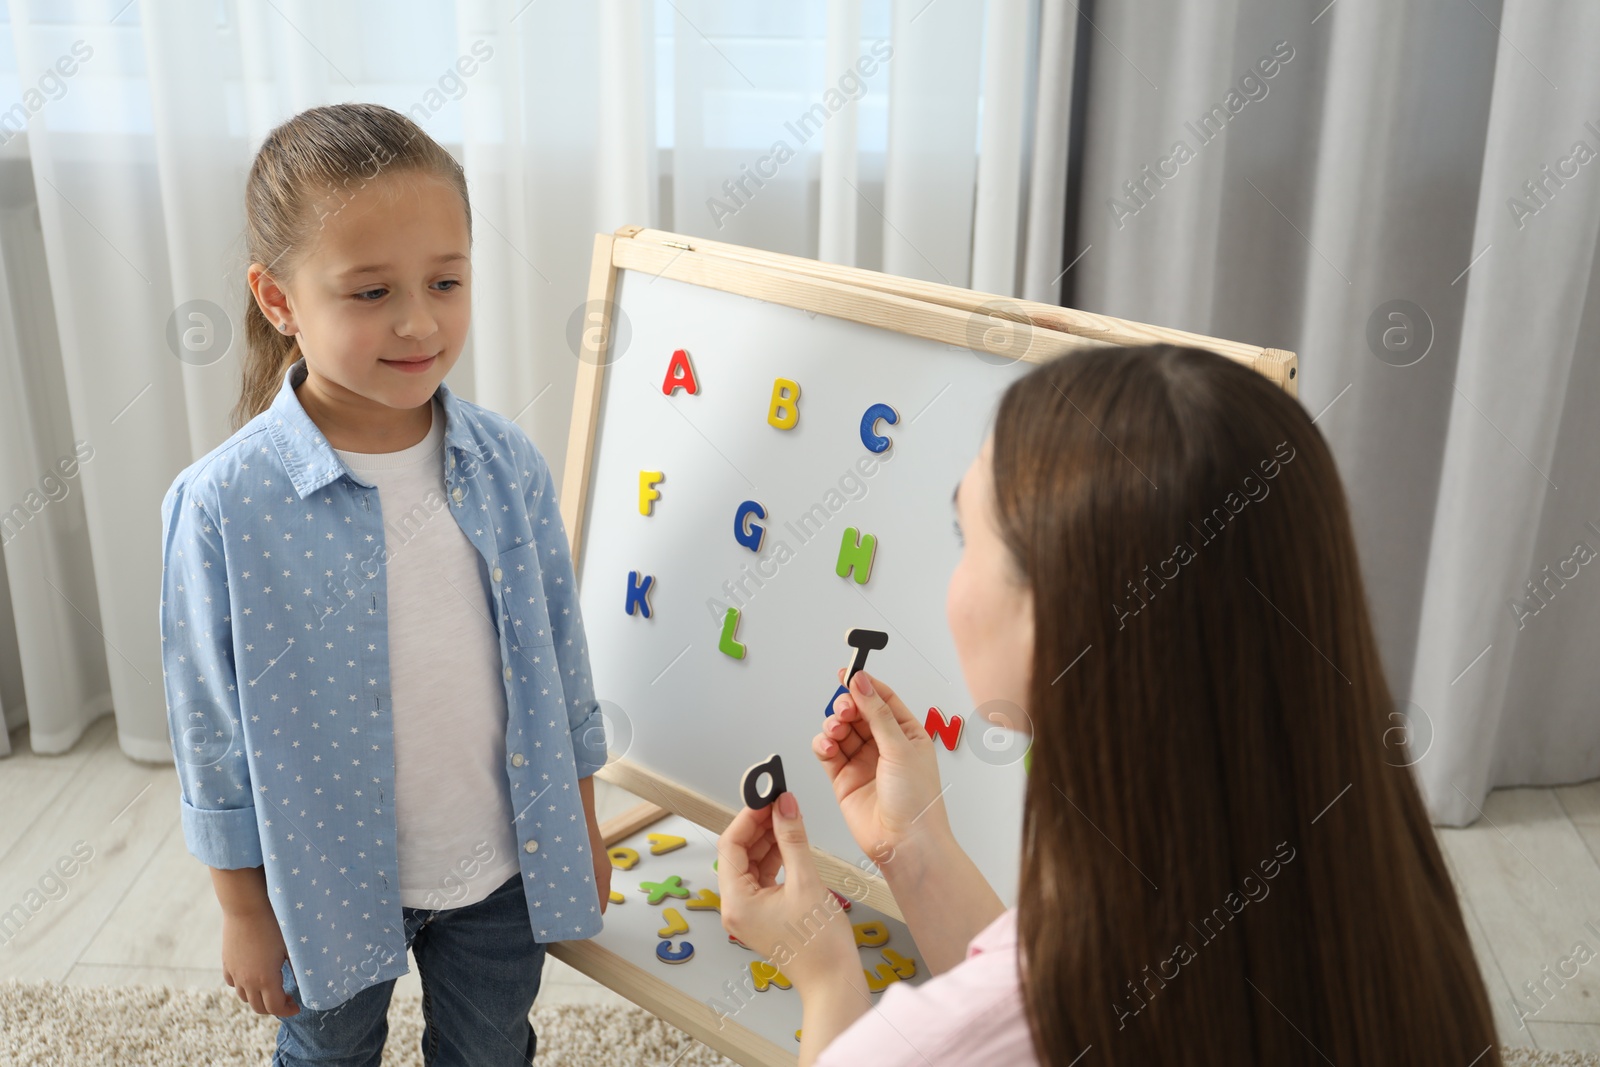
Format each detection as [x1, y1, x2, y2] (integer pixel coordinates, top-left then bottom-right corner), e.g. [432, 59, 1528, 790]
[265, 171, 471, 417]
[947, 434, 1034, 732]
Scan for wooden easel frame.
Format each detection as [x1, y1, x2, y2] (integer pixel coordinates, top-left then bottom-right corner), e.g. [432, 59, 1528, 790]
[550, 225, 1298, 1063]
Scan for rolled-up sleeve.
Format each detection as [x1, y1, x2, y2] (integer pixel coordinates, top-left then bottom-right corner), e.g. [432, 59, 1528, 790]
[159, 479, 262, 869]
[518, 436, 607, 779]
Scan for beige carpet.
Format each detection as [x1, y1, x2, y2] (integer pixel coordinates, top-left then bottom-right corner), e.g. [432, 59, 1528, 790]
[0, 981, 739, 1066]
[0, 980, 1594, 1066]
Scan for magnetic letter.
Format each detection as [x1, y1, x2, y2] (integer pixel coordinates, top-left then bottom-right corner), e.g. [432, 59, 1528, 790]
[625, 571, 655, 618]
[734, 500, 767, 553]
[823, 683, 848, 718]
[719, 607, 747, 659]
[860, 403, 899, 453]
[925, 707, 963, 751]
[768, 378, 801, 429]
[844, 628, 889, 686]
[648, 833, 687, 855]
[864, 962, 903, 992]
[882, 947, 917, 979]
[639, 471, 664, 515]
[750, 960, 791, 991]
[741, 753, 787, 809]
[853, 921, 890, 947]
[656, 907, 690, 938]
[836, 527, 877, 584]
[657, 939, 695, 964]
[662, 348, 699, 395]
[639, 875, 690, 904]
[608, 847, 640, 870]
[685, 888, 721, 911]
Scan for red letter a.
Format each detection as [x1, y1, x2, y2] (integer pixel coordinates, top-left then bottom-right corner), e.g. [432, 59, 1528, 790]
[662, 349, 699, 396]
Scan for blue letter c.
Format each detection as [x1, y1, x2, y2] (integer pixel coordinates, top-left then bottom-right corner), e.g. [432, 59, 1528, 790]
[860, 403, 899, 454]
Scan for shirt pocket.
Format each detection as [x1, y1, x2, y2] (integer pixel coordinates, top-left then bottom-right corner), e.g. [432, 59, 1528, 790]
[493, 540, 558, 659]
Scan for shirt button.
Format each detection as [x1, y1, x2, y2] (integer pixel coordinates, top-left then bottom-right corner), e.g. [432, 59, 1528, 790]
[504, 666, 513, 680]
[492, 566, 503, 582]
[524, 840, 539, 854]
[511, 753, 525, 767]
[451, 487, 463, 503]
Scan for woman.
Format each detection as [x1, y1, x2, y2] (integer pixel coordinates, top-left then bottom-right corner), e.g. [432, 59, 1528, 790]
[717, 344, 1500, 1066]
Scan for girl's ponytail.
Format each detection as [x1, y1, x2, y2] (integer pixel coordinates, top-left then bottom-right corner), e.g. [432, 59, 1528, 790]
[233, 102, 471, 430]
[234, 293, 299, 429]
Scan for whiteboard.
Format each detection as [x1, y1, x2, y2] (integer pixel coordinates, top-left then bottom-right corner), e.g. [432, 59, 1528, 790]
[574, 266, 1032, 907]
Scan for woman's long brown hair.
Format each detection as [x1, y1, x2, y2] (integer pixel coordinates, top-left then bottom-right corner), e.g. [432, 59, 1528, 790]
[233, 102, 471, 429]
[994, 345, 1498, 1064]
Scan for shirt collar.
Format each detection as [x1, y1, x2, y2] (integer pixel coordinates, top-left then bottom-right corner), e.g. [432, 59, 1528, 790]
[265, 357, 491, 498]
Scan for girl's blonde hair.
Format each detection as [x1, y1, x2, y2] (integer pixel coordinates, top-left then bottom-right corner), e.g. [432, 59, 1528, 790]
[234, 102, 471, 429]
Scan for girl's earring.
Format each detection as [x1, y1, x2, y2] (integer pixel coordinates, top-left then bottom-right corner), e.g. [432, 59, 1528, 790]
[279, 323, 291, 333]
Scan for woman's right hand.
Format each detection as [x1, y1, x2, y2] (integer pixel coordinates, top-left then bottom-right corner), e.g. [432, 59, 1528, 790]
[814, 668, 948, 867]
[221, 904, 299, 1017]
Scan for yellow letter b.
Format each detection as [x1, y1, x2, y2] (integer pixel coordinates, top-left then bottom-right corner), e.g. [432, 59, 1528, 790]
[767, 378, 800, 430]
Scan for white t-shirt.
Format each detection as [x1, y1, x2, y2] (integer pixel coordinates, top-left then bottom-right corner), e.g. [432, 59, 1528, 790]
[334, 399, 521, 909]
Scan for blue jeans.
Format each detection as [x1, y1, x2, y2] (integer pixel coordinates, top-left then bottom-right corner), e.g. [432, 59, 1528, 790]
[273, 874, 547, 1067]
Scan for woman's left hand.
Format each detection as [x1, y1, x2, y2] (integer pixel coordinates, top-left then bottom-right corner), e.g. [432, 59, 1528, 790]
[718, 792, 858, 990]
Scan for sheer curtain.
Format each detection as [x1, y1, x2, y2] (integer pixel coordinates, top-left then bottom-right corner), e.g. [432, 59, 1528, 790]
[0, 0, 1071, 759]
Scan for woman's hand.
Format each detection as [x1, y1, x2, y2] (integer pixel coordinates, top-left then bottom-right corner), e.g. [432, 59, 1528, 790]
[816, 672, 1008, 978]
[717, 792, 860, 991]
[220, 903, 299, 1017]
[816, 669, 949, 867]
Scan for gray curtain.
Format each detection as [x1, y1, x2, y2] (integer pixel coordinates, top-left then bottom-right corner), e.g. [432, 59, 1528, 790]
[1067, 0, 1600, 825]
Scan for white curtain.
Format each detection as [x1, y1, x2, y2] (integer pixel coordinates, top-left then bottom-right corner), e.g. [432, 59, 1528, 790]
[0, 0, 1071, 759]
[1069, 0, 1600, 825]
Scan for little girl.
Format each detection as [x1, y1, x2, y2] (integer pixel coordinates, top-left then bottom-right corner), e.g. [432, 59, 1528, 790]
[159, 102, 611, 1066]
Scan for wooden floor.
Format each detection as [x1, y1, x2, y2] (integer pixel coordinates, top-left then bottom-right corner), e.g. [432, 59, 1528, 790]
[3, 715, 1599, 1052]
